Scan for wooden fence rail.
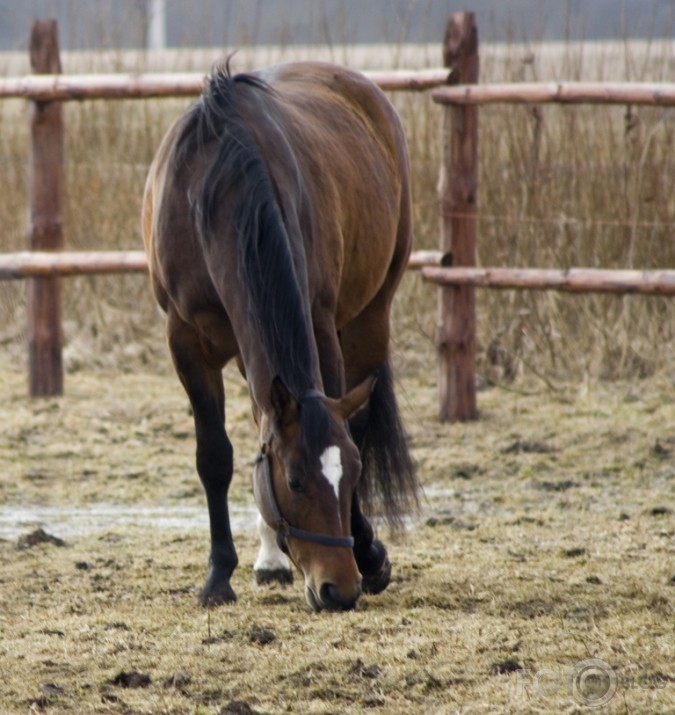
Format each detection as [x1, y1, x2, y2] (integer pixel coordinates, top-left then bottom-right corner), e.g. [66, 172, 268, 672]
[0, 251, 149, 279]
[422, 267, 675, 296]
[0, 68, 451, 101]
[432, 81, 675, 106]
[0, 250, 444, 279]
[6, 251, 675, 298]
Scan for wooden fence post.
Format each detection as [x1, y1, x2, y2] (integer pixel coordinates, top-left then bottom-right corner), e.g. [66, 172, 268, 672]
[27, 19, 64, 396]
[437, 12, 479, 421]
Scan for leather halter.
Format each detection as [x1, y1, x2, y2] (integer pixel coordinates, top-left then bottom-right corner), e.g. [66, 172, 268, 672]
[254, 441, 355, 553]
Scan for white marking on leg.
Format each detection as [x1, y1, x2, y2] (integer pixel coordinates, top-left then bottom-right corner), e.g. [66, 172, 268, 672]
[254, 513, 291, 573]
[320, 445, 343, 501]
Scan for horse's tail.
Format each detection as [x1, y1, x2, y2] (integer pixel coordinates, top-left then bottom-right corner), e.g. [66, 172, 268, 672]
[352, 359, 419, 529]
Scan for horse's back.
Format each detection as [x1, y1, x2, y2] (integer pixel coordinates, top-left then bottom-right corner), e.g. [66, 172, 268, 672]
[253, 62, 413, 326]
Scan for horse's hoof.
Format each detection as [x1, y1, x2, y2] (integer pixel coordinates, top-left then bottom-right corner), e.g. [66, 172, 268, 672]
[198, 579, 237, 608]
[255, 568, 294, 586]
[359, 540, 392, 595]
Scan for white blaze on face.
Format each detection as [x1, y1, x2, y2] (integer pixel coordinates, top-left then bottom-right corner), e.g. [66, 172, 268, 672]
[320, 445, 343, 501]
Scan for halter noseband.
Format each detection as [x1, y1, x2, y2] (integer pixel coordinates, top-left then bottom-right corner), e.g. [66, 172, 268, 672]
[255, 442, 355, 552]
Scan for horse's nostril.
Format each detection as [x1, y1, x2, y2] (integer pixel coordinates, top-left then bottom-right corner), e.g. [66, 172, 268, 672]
[319, 582, 360, 611]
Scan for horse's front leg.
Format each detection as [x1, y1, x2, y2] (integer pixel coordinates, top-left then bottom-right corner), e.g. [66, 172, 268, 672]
[193, 400, 238, 606]
[253, 514, 293, 585]
[168, 314, 238, 606]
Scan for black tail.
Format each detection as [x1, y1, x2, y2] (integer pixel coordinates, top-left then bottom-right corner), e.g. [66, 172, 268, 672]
[350, 360, 419, 529]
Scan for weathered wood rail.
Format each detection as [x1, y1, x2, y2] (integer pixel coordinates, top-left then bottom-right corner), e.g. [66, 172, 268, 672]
[0, 249, 443, 279]
[5, 252, 675, 297]
[432, 81, 675, 106]
[0, 251, 149, 279]
[0, 68, 451, 100]
[422, 266, 675, 296]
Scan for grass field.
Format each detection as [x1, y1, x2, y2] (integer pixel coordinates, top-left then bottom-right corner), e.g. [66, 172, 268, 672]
[0, 362, 674, 714]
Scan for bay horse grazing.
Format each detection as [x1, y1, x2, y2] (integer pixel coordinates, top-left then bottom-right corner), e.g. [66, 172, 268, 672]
[142, 60, 418, 611]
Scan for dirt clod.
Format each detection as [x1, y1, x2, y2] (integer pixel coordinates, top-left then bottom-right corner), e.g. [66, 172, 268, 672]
[563, 547, 587, 558]
[535, 479, 577, 492]
[490, 659, 523, 675]
[162, 671, 192, 689]
[249, 625, 276, 645]
[107, 671, 152, 689]
[17, 528, 66, 549]
[649, 506, 673, 517]
[350, 659, 382, 679]
[220, 701, 268, 715]
[502, 439, 554, 454]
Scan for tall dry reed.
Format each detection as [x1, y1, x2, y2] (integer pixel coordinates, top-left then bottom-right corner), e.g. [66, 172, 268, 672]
[1, 37, 674, 386]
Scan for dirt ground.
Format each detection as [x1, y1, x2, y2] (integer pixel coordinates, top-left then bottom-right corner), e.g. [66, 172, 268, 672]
[0, 357, 674, 714]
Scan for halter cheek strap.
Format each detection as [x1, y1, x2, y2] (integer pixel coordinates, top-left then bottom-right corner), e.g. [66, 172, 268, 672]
[254, 444, 355, 552]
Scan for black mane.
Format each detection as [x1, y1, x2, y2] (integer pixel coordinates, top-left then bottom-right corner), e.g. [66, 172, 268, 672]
[175, 64, 330, 455]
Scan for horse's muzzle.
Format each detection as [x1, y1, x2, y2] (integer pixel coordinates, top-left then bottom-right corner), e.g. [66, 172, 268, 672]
[306, 581, 362, 612]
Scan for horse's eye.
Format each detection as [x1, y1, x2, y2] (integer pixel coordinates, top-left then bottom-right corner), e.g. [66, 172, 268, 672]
[288, 474, 304, 494]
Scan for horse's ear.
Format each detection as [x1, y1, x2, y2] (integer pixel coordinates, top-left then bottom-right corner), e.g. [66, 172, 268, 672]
[338, 373, 377, 420]
[270, 376, 299, 428]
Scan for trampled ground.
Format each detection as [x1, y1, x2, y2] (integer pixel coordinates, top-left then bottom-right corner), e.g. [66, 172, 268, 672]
[0, 361, 673, 714]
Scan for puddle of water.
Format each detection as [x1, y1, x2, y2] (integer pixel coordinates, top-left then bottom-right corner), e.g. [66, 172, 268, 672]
[0, 502, 258, 541]
[0, 497, 446, 543]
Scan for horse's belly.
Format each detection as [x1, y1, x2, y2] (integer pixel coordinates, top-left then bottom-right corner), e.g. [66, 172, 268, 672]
[334, 250, 395, 328]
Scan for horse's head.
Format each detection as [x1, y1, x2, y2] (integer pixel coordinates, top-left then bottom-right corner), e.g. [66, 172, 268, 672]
[253, 375, 375, 611]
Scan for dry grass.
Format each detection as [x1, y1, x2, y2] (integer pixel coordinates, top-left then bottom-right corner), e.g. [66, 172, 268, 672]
[3, 39, 675, 384]
[0, 362, 673, 714]
[0, 42, 675, 384]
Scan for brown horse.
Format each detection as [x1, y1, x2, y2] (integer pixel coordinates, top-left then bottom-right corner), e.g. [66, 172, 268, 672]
[142, 60, 418, 611]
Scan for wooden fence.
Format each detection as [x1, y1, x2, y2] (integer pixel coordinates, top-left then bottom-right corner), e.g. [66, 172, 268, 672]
[428, 13, 675, 419]
[3, 13, 675, 421]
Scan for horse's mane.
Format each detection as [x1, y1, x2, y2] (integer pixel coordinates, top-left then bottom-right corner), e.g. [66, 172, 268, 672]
[175, 63, 330, 458]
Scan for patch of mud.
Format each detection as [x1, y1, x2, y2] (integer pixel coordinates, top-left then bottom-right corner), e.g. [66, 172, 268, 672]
[16, 527, 66, 548]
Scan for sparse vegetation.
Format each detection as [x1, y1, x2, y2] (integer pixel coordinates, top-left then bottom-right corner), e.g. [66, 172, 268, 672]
[0, 364, 674, 714]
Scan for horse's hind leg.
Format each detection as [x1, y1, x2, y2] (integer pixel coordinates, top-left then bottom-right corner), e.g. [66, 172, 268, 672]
[167, 311, 238, 606]
[351, 494, 392, 595]
[340, 283, 418, 594]
[340, 300, 396, 595]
